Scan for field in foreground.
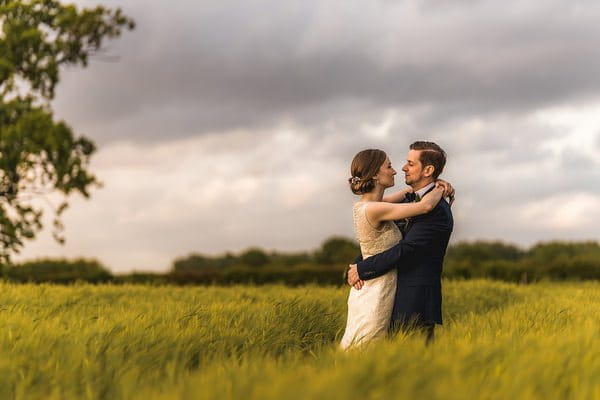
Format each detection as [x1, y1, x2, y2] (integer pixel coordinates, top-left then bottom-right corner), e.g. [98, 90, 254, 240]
[0, 280, 599, 399]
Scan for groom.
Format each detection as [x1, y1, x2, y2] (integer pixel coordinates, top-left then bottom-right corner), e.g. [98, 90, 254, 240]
[347, 141, 454, 344]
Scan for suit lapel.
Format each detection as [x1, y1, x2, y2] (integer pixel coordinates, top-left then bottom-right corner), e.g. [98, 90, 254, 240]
[421, 184, 436, 197]
[405, 184, 436, 233]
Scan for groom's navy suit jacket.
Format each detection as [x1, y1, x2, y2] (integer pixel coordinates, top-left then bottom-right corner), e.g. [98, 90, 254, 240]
[356, 189, 453, 326]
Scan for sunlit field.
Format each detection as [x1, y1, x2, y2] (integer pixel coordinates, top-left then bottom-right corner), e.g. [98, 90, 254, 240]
[1, 280, 599, 399]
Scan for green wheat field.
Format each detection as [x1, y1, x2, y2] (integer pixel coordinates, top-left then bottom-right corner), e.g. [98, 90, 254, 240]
[1, 280, 599, 399]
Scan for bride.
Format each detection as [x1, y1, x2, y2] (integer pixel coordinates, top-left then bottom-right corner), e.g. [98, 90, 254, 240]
[340, 149, 451, 350]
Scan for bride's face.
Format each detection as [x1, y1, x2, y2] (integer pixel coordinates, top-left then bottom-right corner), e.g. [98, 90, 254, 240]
[375, 157, 396, 188]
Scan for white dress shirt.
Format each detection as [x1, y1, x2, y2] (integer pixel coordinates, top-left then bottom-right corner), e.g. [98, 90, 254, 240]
[415, 182, 436, 199]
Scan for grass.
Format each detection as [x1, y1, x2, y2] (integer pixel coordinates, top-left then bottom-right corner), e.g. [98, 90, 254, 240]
[0, 280, 599, 399]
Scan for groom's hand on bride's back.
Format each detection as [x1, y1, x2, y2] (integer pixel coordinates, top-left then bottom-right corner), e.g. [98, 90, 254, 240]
[347, 264, 364, 290]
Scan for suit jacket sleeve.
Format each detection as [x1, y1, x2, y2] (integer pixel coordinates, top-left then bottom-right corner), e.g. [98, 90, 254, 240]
[353, 253, 363, 264]
[356, 205, 449, 280]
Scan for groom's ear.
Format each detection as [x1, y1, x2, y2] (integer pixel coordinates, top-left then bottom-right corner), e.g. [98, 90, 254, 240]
[423, 164, 435, 178]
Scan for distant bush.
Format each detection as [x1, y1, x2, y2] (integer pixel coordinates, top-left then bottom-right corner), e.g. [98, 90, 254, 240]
[3, 258, 113, 284]
[172, 252, 237, 272]
[268, 251, 312, 267]
[527, 241, 600, 262]
[238, 248, 270, 267]
[167, 237, 359, 285]
[169, 264, 346, 286]
[444, 241, 600, 283]
[444, 241, 524, 272]
[113, 272, 168, 285]
[314, 237, 360, 265]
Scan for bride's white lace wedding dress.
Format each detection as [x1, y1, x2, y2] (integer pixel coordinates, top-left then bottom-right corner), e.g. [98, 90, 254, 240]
[340, 201, 402, 350]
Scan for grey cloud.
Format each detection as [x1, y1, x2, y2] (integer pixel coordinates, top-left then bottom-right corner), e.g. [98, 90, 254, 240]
[53, 0, 600, 145]
[560, 148, 596, 169]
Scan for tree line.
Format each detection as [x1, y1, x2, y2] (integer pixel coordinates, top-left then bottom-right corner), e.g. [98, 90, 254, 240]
[1, 238, 600, 285]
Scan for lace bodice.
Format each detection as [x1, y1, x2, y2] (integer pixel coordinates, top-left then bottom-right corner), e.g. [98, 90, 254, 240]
[353, 202, 402, 258]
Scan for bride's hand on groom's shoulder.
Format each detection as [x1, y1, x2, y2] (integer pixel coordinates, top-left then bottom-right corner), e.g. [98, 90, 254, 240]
[435, 179, 455, 206]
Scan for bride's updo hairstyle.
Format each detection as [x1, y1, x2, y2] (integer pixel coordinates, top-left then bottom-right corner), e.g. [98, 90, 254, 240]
[349, 149, 387, 195]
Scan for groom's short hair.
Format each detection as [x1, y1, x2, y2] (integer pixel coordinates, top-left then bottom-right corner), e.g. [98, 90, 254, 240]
[410, 141, 446, 179]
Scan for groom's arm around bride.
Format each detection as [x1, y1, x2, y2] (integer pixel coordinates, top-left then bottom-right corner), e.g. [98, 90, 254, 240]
[350, 196, 452, 282]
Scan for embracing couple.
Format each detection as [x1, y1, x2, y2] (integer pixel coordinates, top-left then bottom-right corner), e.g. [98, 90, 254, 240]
[340, 141, 455, 350]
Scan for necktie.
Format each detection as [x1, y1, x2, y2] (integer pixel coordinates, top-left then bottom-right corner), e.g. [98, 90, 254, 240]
[405, 192, 421, 202]
[400, 192, 420, 235]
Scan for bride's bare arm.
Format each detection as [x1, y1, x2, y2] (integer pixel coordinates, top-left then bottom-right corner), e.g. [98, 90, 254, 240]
[365, 186, 444, 224]
[382, 187, 413, 203]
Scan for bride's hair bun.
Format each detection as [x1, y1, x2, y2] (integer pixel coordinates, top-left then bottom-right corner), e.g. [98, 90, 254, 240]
[349, 149, 386, 195]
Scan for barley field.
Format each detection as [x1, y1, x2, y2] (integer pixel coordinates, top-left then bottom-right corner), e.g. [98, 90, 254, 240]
[0, 280, 599, 399]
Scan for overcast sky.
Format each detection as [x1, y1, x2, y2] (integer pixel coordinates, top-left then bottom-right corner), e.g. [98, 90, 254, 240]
[15, 0, 600, 272]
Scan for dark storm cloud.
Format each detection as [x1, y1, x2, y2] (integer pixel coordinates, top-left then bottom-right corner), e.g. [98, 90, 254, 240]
[54, 0, 600, 144]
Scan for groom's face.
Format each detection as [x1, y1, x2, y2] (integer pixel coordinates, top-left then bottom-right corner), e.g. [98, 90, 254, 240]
[402, 150, 425, 185]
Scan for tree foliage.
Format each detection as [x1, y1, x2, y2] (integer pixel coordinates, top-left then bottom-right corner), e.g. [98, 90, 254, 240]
[0, 0, 134, 263]
[238, 248, 270, 267]
[314, 236, 360, 265]
[445, 241, 524, 267]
